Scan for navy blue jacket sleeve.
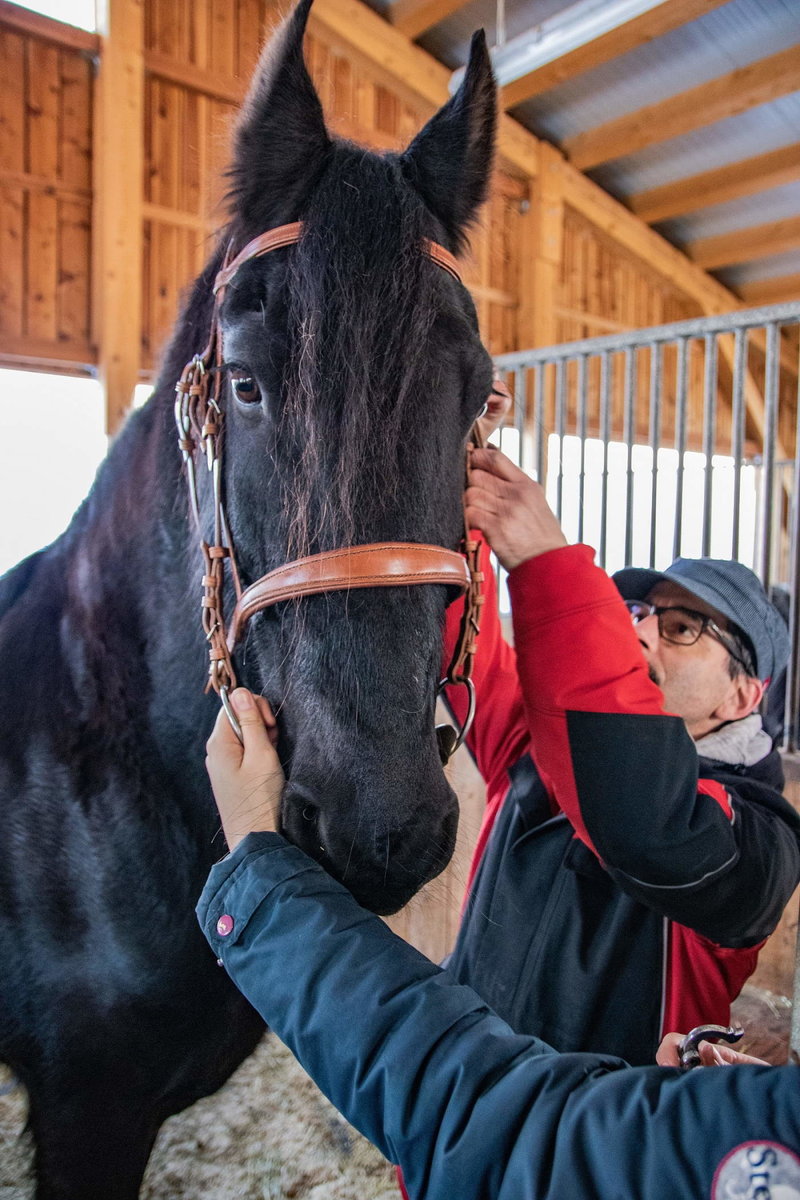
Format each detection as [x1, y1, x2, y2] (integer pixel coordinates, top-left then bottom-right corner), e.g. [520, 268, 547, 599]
[197, 833, 800, 1200]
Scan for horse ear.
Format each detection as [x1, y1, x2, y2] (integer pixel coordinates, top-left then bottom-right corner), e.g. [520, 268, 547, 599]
[400, 31, 496, 250]
[229, 0, 329, 226]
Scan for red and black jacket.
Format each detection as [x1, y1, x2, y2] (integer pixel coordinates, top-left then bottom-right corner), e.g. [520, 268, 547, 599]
[443, 541, 800, 1065]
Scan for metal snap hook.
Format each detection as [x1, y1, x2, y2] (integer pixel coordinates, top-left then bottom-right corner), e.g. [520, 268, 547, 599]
[678, 1024, 744, 1069]
[436, 676, 476, 761]
[219, 684, 243, 744]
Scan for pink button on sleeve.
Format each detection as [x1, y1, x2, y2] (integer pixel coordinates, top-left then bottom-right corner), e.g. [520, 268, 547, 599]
[216, 914, 234, 937]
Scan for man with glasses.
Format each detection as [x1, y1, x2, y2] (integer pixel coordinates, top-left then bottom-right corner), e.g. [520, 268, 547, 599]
[439, 444, 799, 1066]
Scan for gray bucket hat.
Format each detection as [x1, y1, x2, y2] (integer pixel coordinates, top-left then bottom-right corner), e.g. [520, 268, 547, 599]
[612, 557, 790, 684]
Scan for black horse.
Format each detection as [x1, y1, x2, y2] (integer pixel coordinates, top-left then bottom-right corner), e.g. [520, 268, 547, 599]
[0, 3, 496, 1195]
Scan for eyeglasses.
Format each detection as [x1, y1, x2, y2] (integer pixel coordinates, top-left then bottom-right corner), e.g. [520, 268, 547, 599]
[624, 601, 756, 676]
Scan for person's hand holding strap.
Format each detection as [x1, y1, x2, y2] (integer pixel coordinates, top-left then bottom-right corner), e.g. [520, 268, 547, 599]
[656, 1032, 769, 1068]
[465, 447, 567, 571]
[206, 688, 284, 851]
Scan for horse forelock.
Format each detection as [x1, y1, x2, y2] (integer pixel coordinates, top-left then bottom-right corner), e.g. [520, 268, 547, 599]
[278, 145, 448, 558]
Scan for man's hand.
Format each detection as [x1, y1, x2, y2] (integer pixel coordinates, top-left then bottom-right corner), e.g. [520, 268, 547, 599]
[656, 1032, 769, 1068]
[206, 688, 284, 851]
[465, 447, 567, 572]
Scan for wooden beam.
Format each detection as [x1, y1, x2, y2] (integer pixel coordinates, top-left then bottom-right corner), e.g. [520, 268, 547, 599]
[388, 0, 471, 41]
[145, 50, 244, 105]
[94, 0, 144, 435]
[564, 44, 800, 171]
[737, 273, 800, 306]
[502, 0, 728, 110]
[629, 144, 800, 225]
[0, 336, 95, 372]
[0, 0, 99, 54]
[310, 0, 540, 179]
[688, 216, 800, 271]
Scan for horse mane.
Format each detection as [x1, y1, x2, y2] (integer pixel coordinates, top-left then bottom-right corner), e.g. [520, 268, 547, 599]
[230, 140, 448, 559]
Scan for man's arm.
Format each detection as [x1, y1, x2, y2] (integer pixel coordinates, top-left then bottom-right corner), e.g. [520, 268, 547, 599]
[466, 450, 800, 944]
[197, 836, 800, 1200]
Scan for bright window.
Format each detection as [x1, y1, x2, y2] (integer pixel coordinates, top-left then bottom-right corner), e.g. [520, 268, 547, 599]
[8, 0, 95, 32]
[0, 369, 107, 575]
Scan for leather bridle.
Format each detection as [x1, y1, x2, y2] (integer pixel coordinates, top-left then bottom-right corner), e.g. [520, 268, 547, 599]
[174, 221, 484, 759]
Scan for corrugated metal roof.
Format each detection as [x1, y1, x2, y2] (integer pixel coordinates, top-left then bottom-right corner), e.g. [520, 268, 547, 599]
[370, 0, 800, 299]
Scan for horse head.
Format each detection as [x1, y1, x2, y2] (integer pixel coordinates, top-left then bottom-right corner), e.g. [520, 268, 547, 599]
[196, 0, 496, 913]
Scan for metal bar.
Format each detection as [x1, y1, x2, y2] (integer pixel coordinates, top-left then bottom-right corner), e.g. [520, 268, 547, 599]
[576, 356, 588, 543]
[672, 337, 689, 562]
[533, 365, 545, 484]
[623, 348, 636, 565]
[494, 301, 800, 372]
[782, 347, 800, 754]
[648, 344, 662, 568]
[758, 323, 780, 583]
[598, 351, 611, 567]
[701, 333, 718, 558]
[730, 329, 746, 559]
[514, 366, 526, 448]
[555, 360, 566, 520]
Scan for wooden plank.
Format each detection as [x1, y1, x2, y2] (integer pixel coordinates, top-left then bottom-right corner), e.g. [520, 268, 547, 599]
[548, 150, 744, 315]
[25, 189, 58, 340]
[145, 49, 244, 104]
[0, 184, 23, 337]
[94, 0, 144, 434]
[389, 0, 472, 41]
[737, 273, 800, 306]
[0, 29, 25, 172]
[0, 333, 94, 369]
[210, 0, 236, 79]
[0, 0, 99, 54]
[182, 88, 202, 216]
[629, 144, 800, 225]
[142, 201, 211, 231]
[57, 196, 91, 345]
[502, 0, 729, 110]
[236, 0, 264, 78]
[26, 39, 60, 178]
[564, 45, 800, 172]
[688, 215, 800, 271]
[59, 48, 93, 192]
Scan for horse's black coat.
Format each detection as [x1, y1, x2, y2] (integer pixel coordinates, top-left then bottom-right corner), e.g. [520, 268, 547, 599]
[0, 3, 496, 1195]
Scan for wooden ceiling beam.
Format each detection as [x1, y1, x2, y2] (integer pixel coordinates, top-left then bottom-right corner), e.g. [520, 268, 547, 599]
[687, 216, 800, 270]
[564, 44, 800, 171]
[737, 273, 800, 306]
[628, 144, 800, 224]
[388, 0, 472, 41]
[501, 0, 729, 111]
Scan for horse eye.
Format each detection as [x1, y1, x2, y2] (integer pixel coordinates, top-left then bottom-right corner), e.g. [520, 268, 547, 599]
[232, 375, 260, 404]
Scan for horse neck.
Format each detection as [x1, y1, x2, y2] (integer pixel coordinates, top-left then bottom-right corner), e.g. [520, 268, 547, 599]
[59, 380, 215, 767]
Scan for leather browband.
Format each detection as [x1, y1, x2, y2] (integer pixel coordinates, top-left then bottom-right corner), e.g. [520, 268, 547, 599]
[227, 542, 470, 651]
[213, 222, 462, 295]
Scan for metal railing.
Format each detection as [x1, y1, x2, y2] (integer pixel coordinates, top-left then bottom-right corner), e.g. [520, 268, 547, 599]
[494, 301, 800, 755]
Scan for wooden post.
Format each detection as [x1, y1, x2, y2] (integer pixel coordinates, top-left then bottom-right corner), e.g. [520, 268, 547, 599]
[93, 0, 144, 435]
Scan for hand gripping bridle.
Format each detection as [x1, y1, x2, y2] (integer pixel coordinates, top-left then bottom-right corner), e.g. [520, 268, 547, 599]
[174, 221, 484, 760]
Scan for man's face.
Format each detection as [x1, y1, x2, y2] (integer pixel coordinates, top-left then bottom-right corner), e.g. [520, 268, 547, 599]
[633, 581, 755, 738]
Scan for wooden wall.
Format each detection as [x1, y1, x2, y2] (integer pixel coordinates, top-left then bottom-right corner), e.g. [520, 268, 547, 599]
[0, 0, 767, 424]
[0, 3, 96, 373]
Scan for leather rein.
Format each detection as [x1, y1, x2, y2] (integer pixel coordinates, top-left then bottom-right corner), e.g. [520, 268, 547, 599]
[174, 221, 484, 758]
